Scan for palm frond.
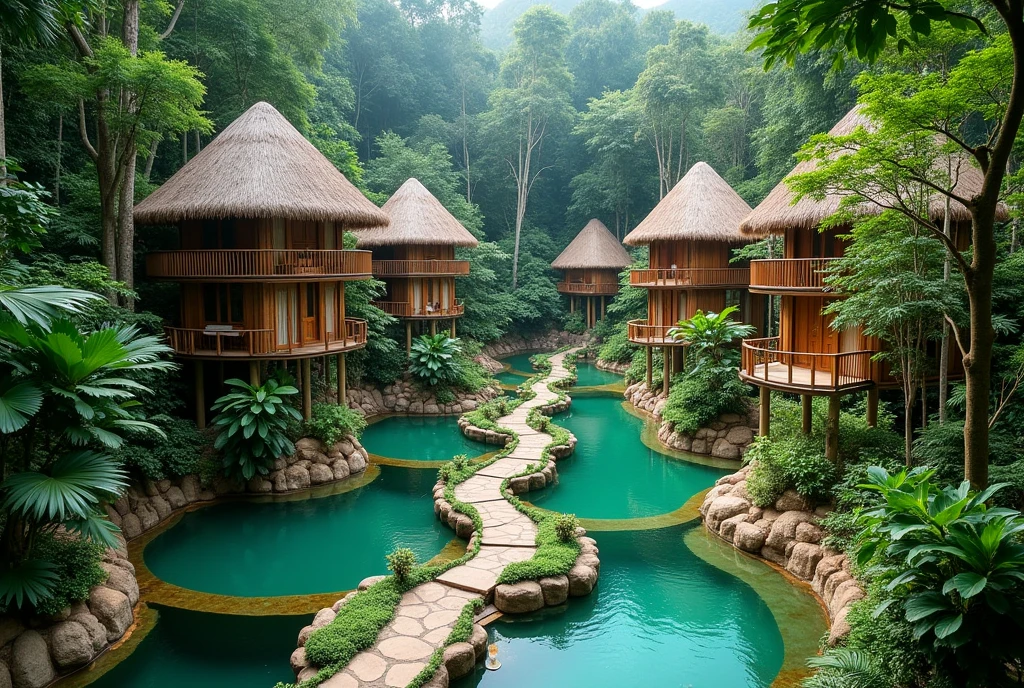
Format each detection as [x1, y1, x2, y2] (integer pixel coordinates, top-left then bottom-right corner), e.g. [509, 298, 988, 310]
[0, 286, 99, 328]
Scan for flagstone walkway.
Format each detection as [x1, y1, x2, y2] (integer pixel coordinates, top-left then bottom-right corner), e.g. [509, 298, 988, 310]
[323, 349, 579, 688]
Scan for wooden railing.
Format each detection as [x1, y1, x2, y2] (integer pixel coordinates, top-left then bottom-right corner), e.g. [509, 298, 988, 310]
[371, 260, 470, 276]
[163, 318, 367, 358]
[626, 319, 686, 345]
[629, 267, 750, 288]
[146, 250, 372, 280]
[740, 336, 875, 392]
[372, 300, 465, 318]
[749, 258, 839, 292]
[556, 281, 619, 295]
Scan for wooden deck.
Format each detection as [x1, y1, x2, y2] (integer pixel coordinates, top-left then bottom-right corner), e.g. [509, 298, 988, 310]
[740, 361, 874, 394]
[626, 319, 687, 347]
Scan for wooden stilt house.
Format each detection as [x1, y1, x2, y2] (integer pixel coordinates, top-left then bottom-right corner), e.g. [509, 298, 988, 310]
[552, 219, 632, 328]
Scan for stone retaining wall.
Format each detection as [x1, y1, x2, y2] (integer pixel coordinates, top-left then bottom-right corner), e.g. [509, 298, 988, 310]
[594, 358, 629, 375]
[345, 379, 500, 417]
[700, 463, 864, 643]
[480, 331, 588, 360]
[456, 416, 576, 459]
[624, 381, 758, 459]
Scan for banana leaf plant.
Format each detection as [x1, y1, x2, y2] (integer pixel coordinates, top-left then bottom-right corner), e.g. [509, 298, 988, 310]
[408, 334, 462, 386]
[211, 378, 302, 480]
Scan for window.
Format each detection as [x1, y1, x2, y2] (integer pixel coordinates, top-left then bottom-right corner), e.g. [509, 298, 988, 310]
[200, 219, 237, 249]
[202, 284, 243, 324]
[725, 289, 742, 309]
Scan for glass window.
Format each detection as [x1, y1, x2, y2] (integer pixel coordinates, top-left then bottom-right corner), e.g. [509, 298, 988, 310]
[726, 289, 742, 309]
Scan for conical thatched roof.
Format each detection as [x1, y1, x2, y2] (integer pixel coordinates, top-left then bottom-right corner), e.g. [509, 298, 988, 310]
[740, 106, 1005, 235]
[623, 162, 752, 246]
[551, 219, 632, 270]
[354, 178, 479, 248]
[135, 102, 388, 227]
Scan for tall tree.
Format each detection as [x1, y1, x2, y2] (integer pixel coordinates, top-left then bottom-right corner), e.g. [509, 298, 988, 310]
[483, 6, 574, 289]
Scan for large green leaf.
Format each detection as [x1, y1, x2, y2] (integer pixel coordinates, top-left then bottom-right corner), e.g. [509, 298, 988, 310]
[0, 381, 43, 433]
[2, 450, 128, 522]
[0, 558, 59, 610]
[904, 591, 949, 622]
[0, 286, 98, 328]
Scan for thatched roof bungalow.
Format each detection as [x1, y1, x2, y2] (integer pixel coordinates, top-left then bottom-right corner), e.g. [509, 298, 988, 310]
[552, 219, 631, 327]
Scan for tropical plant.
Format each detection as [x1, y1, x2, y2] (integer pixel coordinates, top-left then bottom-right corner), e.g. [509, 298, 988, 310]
[553, 513, 580, 542]
[854, 466, 1024, 686]
[210, 378, 302, 481]
[661, 366, 750, 435]
[304, 402, 367, 446]
[386, 547, 416, 583]
[803, 648, 889, 688]
[408, 334, 462, 387]
[667, 306, 754, 372]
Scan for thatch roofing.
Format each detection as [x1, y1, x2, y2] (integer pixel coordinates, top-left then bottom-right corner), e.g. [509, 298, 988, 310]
[551, 219, 632, 270]
[135, 102, 388, 227]
[623, 162, 752, 246]
[739, 106, 1006, 235]
[354, 178, 479, 248]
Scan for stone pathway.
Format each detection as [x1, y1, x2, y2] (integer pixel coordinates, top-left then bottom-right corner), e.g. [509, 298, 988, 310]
[326, 349, 579, 688]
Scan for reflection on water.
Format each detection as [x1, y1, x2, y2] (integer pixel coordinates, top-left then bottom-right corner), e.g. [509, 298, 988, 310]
[361, 414, 489, 461]
[144, 466, 448, 597]
[528, 396, 727, 520]
[573, 362, 622, 387]
[457, 525, 783, 688]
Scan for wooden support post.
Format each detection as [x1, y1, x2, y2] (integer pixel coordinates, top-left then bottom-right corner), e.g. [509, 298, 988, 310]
[249, 361, 260, 387]
[430, 320, 437, 336]
[406, 321, 412, 356]
[195, 362, 206, 429]
[866, 387, 878, 427]
[570, 297, 575, 313]
[646, 346, 652, 389]
[337, 353, 346, 407]
[801, 394, 812, 434]
[759, 386, 771, 438]
[826, 395, 841, 463]
[302, 358, 312, 421]
[662, 346, 670, 395]
[451, 318, 456, 338]
[600, 296, 606, 320]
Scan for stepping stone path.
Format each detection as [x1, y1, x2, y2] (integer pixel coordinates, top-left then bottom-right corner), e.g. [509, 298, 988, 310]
[329, 349, 580, 687]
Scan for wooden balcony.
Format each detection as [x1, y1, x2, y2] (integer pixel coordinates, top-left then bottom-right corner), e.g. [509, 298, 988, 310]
[749, 259, 840, 294]
[147, 250, 372, 281]
[371, 260, 470, 277]
[164, 318, 368, 360]
[373, 300, 465, 319]
[556, 281, 619, 295]
[629, 268, 750, 289]
[740, 336, 875, 394]
[626, 319, 687, 347]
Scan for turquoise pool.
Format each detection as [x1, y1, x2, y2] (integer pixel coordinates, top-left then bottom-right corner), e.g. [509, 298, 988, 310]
[361, 414, 489, 460]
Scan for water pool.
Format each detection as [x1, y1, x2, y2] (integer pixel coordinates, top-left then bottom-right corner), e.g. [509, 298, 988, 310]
[456, 525, 784, 688]
[84, 606, 296, 688]
[528, 396, 727, 520]
[499, 353, 537, 375]
[361, 414, 489, 461]
[144, 466, 449, 597]
[573, 361, 622, 387]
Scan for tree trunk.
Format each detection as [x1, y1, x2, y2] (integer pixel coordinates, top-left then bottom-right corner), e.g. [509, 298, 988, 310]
[117, 152, 136, 310]
[0, 44, 6, 184]
[144, 139, 158, 181]
[55, 115, 63, 204]
[938, 196, 951, 422]
[963, 213, 996, 489]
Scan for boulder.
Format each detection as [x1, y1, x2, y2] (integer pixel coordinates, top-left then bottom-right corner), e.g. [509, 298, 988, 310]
[347, 452, 367, 474]
[87, 586, 132, 641]
[289, 647, 308, 675]
[100, 561, 139, 605]
[284, 465, 311, 491]
[787, 542, 824, 580]
[719, 513, 748, 541]
[828, 605, 853, 645]
[246, 476, 273, 493]
[538, 575, 569, 606]
[724, 426, 754, 446]
[470, 624, 488, 660]
[494, 582, 544, 613]
[733, 523, 767, 553]
[311, 608, 336, 629]
[330, 459, 351, 482]
[0, 661, 10, 688]
[830, 580, 866, 617]
[705, 495, 752, 531]
[421, 664, 449, 688]
[308, 463, 334, 485]
[120, 513, 142, 539]
[47, 621, 94, 669]
[774, 489, 813, 512]
[765, 510, 818, 550]
[136, 504, 158, 531]
[69, 613, 107, 653]
[795, 522, 824, 544]
[296, 625, 315, 647]
[442, 641, 476, 679]
[334, 439, 355, 456]
[10, 631, 53, 688]
[812, 555, 847, 596]
[270, 471, 288, 492]
[150, 495, 171, 521]
[0, 618, 25, 648]
[358, 575, 386, 591]
[711, 438, 741, 460]
[568, 565, 598, 597]
[165, 486, 187, 509]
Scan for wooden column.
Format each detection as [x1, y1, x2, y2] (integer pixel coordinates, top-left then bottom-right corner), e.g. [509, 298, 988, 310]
[195, 362, 206, 429]
[662, 346, 670, 395]
[406, 321, 412, 356]
[600, 296, 606, 320]
[430, 320, 437, 336]
[645, 346, 652, 389]
[826, 395, 841, 463]
[801, 394, 812, 434]
[249, 361, 260, 387]
[451, 318, 456, 338]
[570, 297, 575, 313]
[866, 387, 879, 427]
[301, 358, 312, 420]
[758, 386, 771, 438]
[337, 353, 346, 407]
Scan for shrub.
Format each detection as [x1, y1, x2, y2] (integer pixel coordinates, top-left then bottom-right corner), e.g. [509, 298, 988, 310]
[30, 534, 107, 616]
[211, 378, 302, 480]
[562, 310, 587, 334]
[451, 454, 469, 472]
[434, 386, 456, 405]
[661, 367, 749, 434]
[304, 403, 367, 445]
[553, 513, 580, 542]
[745, 434, 836, 507]
[386, 548, 417, 583]
[117, 414, 206, 480]
[597, 326, 634, 364]
[409, 334, 462, 386]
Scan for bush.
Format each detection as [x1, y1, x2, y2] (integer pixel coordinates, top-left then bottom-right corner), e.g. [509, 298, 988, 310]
[661, 367, 749, 434]
[562, 310, 587, 334]
[386, 548, 417, 583]
[434, 386, 456, 405]
[597, 327, 634, 364]
[117, 414, 206, 480]
[409, 334, 462, 386]
[625, 345, 661, 384]
[553, 513, 579, 542]
[745, 434, 837, 507]
[31, 534, 107, 616]
[211, 379, 302, 480]
[304, 403, 367, 445]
